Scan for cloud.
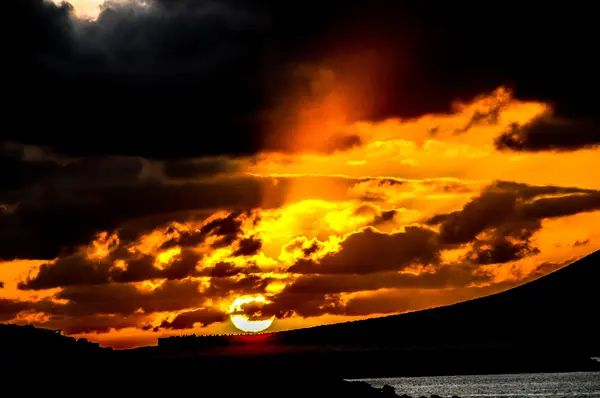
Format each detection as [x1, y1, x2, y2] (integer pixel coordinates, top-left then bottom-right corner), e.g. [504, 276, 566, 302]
[526, 259, 574, 280]
[495, 115, 599, 152]
[157, 308, 228, 330]
[0, 299, 29, 322]
[9, 272, 271, 333]
[17, 210, 263, 290]
[0, 142, 64, 192]
[255, 270, 505, 320]
[519, 192, 600, 220]
[0, 172, 273, 260]
[7, 1, 599, 160]
[163, 158, 243, 180]
[43, 279, 207, 317]
[198, 262, 261, 278]
[1, 168, 480, 261]
[288, 226, 440, 275]
[162, 211, 256, 250]
[232, 236, 263, 256]
[257, 256, 569, 320]
[0, 281, 4, 289]
[260, 291, 344, 319]
[285, 265, 489, 295]
[38, 313, 150, 335]
[464, 220, 542, 265]
[431, 181, 600, 246]
[17, 246, 203, 290]
[7, 0, 269, 159]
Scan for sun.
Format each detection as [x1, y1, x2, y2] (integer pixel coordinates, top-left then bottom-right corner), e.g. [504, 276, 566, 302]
[229, 295, 275, 333]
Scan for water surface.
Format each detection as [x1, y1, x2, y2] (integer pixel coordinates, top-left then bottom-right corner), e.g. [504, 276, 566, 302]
[355, 371, 600, 397]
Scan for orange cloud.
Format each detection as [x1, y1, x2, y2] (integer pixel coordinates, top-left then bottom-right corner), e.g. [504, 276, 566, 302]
[2, 84, 600, 348]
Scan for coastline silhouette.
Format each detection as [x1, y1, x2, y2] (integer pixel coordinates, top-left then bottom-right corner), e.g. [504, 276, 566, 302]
[2, 251, 598, 396]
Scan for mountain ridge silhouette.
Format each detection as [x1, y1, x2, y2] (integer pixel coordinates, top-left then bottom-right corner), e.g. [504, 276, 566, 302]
[275, 250, 600, 351]
[1, 250, 599, 383]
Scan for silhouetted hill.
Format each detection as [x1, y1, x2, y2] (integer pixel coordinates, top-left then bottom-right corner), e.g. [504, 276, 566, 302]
[119, 251, 600, 378]
[0, 325, 395, 397]
[1, 251, 599, 383]
[0, 323, 109, 359]
[278, 250, 600, 353]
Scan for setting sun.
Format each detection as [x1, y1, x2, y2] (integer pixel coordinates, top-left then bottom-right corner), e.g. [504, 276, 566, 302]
[229, 295, 275, 333]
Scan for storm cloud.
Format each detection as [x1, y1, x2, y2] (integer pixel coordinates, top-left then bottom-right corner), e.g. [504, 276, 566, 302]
[495, 116, 600, 152]
[4, 1, 599, 159]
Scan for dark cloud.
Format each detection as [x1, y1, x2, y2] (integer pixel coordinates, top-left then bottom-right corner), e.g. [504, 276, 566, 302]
[36, 313, 149, 335]
[11, 272, 270, 332]
[5, 0, 391, 159]
[435, 190, 517, 244]
[370, 210, 397, 226]
[0, 171, 401, 261]
[232, 236, 262, 256]
[0, 281, 4, 289]
[204, 274, 271, 297]
[200, 211, 252, 249]
[519, 192, 600, 221]
[0, 299, 29, 322]
[6, 0, 268, 159]
[2, 171, 410, 261]
[18, 219, 265, 290]
[40, 279, 207, 317]
[110, 249, 205, 283]
[464, 220, 542, 265]
[163, 158, 242, 180]
[454, 93, 507, 134]
[290, 181, 596, 273]
[286, 265, 489, 295]
[423, 181, 600, 265]
[260, 291, 344, 319]
[0, 174, 269, 260]
[527, 258, 574, 280]
[161, 211, 255, 250]
[325, 134, 363, 153]
[198, 262, 261, 278]
[5, 1, 599, 159]
[260, 269, 495, 320]
[573, 239, 590, 247]
[19, 254, 111, 290]
[17, 244, 202, 290]
[261, 260, 556, 320]
[492, 181, 597, 200]
[158, 308, 228, 330]
[431, 181, 600, 246]
[0, 142, 63, 192]
[288, 226, 440, 275]
[495, 116, 600, 152]
[353, 204, 398, 227]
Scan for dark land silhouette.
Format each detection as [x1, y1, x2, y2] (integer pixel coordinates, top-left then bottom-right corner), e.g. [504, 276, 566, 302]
[1, 250, 599, 396]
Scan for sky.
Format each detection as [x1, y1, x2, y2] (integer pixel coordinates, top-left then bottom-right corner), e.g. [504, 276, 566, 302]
[2, 0, 600, 348]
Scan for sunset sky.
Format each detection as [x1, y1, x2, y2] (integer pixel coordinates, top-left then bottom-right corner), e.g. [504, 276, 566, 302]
[2, 0, 599, 348]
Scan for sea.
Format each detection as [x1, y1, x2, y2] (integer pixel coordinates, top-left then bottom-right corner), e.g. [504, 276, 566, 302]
[353, 371, 600, 397]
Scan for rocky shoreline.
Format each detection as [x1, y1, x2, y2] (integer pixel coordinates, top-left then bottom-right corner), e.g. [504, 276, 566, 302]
[348, 381, 459, 398]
